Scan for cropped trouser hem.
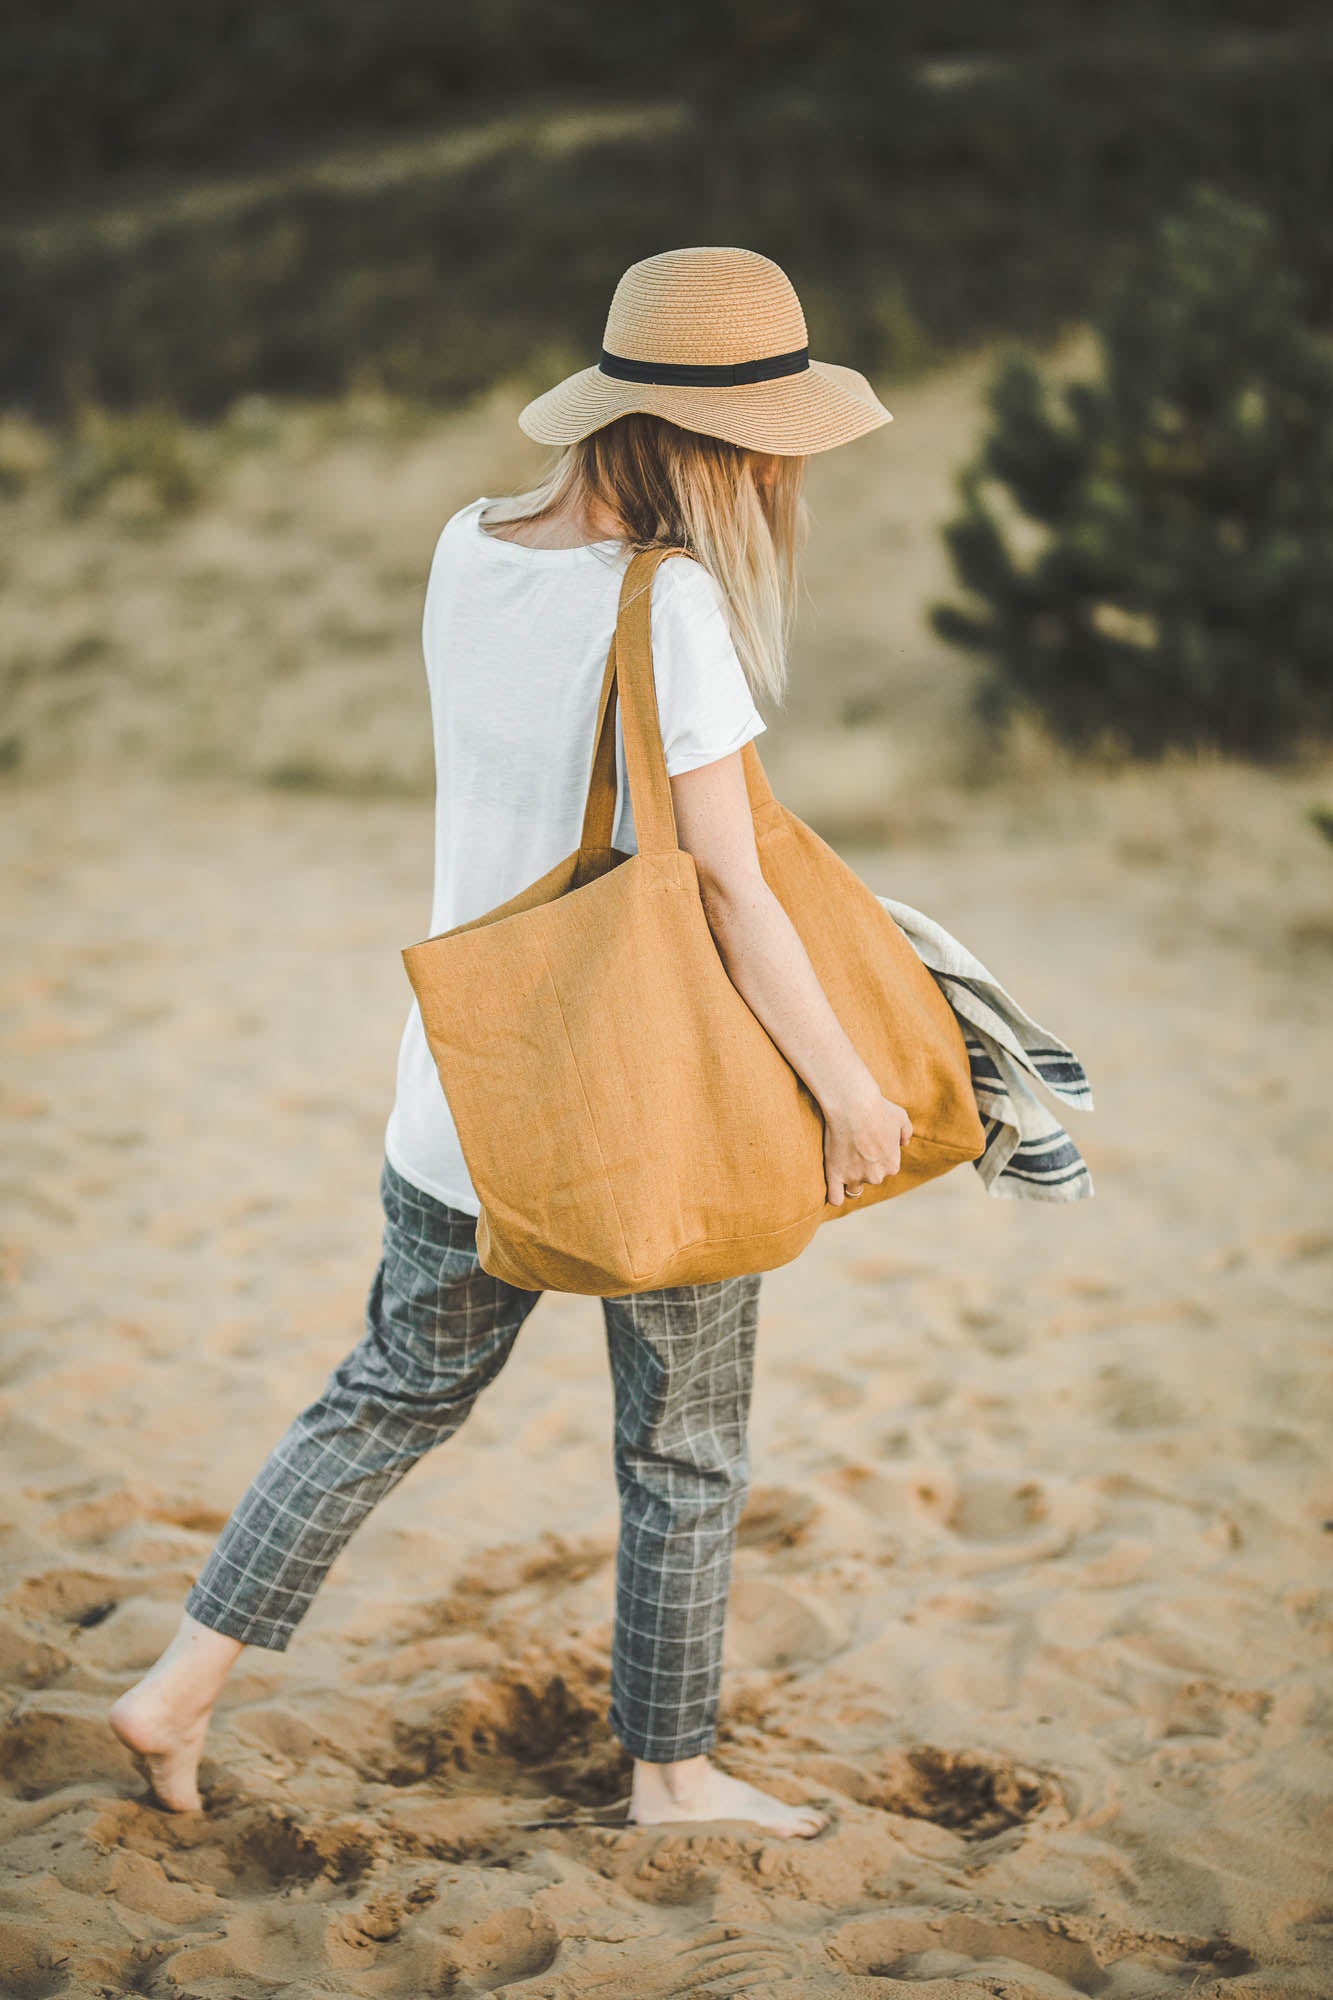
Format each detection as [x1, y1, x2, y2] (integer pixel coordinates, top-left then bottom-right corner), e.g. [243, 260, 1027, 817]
[184, 1582, 299, 1653]
[607, 1706, 718, 1764]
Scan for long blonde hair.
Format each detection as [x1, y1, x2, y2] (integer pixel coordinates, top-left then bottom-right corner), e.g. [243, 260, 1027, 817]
[481, 414, 808, 706]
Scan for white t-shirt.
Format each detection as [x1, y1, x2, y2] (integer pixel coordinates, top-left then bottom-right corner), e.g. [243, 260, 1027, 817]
[383, 495, 768, 1216]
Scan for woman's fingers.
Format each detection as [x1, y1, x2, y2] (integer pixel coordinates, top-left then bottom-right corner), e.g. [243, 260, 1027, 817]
[828, 1140, 913, 1202]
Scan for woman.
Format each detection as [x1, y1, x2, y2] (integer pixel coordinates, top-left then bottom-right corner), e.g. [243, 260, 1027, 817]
[109, 246, 912, 1839]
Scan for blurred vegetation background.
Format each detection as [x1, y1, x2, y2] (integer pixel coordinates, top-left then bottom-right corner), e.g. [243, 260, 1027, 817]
[2, 0, 1331, 792]
[932, 185, 1333, 762]
[4, 1, 1331, 418]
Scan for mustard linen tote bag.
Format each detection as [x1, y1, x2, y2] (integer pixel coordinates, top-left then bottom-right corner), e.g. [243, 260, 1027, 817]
[402, 545, 985, 1297]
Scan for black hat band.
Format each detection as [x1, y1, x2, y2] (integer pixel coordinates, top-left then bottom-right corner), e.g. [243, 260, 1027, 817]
[598, 345, 810, 387]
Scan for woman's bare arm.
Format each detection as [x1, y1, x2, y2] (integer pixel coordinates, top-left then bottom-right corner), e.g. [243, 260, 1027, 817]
[668, 749, 912, 1202]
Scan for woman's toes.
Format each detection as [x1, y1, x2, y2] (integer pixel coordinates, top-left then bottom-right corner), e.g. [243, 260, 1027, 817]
[134, 1747, 203, 1814]
[108, 1688, 210, 1813]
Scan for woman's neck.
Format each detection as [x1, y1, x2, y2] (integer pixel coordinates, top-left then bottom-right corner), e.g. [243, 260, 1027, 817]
[481, 496, 627, 550]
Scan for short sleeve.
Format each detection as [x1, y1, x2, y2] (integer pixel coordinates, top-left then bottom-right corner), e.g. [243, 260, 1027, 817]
[648, 556, 767, 776]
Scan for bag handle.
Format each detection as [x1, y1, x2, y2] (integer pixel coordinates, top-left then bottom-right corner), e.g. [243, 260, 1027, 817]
[578, 545, 777, 860]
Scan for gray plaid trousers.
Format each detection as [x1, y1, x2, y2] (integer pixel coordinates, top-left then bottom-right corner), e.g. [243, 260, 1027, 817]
[184, 1157, 762, 1763]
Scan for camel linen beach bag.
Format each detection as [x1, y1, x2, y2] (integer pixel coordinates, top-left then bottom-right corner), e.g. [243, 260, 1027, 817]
[402, 545, 985, 1297]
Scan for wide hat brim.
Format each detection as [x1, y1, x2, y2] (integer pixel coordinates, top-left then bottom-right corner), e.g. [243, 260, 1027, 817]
[518, 356, 892, 457]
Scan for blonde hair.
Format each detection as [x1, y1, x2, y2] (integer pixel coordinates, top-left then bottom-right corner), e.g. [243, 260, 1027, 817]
[481, 414, 808, 706]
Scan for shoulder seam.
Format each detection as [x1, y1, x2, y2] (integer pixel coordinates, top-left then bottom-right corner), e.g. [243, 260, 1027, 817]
[653, 551, 720, 599]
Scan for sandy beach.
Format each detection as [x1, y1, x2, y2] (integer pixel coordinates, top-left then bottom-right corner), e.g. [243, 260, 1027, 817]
[2, 347, 1332, 1997]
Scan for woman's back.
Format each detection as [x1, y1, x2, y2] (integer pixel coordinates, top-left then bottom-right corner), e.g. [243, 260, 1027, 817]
[383, 495, 768, 1217]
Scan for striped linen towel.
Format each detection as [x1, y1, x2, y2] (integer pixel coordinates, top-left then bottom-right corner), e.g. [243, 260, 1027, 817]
[876, 895, 1095, 1202]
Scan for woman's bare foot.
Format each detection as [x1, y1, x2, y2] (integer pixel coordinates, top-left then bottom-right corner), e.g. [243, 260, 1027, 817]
[108, 1612, 245, 1812]
[628, 1753, 827, 1837]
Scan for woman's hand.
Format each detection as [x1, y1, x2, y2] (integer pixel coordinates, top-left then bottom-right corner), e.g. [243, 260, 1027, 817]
[822, 1081, 913, 1205]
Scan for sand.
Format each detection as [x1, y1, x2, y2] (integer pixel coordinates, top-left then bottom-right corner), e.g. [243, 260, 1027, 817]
[2, 344, 1332, 1998]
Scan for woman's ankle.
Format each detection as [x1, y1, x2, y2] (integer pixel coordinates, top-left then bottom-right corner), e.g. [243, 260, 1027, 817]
[143, 1612, 245, 1711]
[632, 1751, 713, 1799]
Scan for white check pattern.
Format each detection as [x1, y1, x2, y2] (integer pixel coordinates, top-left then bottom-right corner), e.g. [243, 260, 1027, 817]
[185, 1156, 761, 1764]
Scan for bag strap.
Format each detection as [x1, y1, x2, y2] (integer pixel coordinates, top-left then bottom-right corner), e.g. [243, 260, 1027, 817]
[582, 545, 685, 857]
[578, 544, 776, 859]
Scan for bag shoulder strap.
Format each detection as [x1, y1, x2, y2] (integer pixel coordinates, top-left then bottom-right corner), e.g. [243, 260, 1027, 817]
[579, 545, 776, 859]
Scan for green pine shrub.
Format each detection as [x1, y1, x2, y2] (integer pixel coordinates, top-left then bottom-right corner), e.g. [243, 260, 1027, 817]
[929, 183, 1333, 762]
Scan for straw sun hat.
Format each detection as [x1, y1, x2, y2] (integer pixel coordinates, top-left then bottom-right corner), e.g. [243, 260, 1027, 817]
[518, 245, 893, 457]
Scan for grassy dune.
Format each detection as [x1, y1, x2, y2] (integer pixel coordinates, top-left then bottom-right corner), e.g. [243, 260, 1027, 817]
[0, 328, 1114, 823]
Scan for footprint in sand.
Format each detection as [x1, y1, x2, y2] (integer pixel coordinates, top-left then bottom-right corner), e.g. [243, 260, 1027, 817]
[947, 1472, 1052, 1541]
[32, 1479, 229, 1550]
[226, 1806, 347, 1893]
[801, 1742, 1055, 1841]
[233, 1812, 378, 1906]
[377, 1792, 513, 1865]
[451, 1904, 561, 1989]
[826, 1458, 957, 1528]
[725, 1578, 844, 1673]
[0, 1614, 71, 1689]
[1, 1702, 134, 1800]
[622, 1836, 719, 1908]
[0, 1916, 69, 2000]
[567, 1920, 806, 1995]
[829, 1908, 1104, 1986]
[828, 1907, 1255, 1988]
[363, 1648, 625, 1810]
[4, 1566, 125, 1630]
[735, 1484, 820, 1554]
[943, 1471, 1101, 1571]
[86, 1796, 381, 1909]
[614, 1828, 838, 1920]
[784, 1363, 864, 1410]
[1094, 1367, 1190, 1432]
[389, 1530, 614, 1646]
[5, 1565, 200, 1684]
